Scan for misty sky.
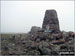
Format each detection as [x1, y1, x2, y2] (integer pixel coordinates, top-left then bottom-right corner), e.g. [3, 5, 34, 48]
[1, 1, 74, 33]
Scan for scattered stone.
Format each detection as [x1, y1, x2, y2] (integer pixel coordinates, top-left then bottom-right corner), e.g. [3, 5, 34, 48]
[1, 9, 74, 55]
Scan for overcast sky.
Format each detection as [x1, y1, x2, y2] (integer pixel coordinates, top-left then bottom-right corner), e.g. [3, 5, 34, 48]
[1, 1, 74, 33]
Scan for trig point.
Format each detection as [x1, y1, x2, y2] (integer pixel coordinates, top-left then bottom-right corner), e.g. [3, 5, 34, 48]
[42, 9, 60, 32]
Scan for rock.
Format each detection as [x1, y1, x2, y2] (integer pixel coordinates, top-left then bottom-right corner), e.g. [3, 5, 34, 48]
[52, 40, 65, 45]
[51, 51, 59, 55]
[41, 48, 51, 55]
[1, 9, 74, 55]
[27, 50, 40, 55]
[3, 46, 9, 51]
[29, 26, 41, 34]
[42, 9, 60, 32]
[60, 45, 68, 51]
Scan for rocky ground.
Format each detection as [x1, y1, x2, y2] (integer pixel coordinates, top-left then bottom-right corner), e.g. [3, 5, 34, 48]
[0, 10, 75, 56]
[0, 31, 75, 55]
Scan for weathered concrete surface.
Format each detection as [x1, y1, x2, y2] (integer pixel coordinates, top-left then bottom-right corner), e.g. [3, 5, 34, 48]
[42, 10, 60, 32]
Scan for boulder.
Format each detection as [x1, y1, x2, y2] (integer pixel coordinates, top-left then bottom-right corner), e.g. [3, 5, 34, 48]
[29, 26, 41, 34]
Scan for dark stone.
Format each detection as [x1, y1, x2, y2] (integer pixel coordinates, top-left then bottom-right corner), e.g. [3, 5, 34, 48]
[42, 9, 60, 32]
[51, 51, 59, 55]
[38, 29, 44, 32]
[12, 36, 15, 40]
[29, 26, 41, 34]
[3, 46, 9, 51]
[60, 45, 68, 50]
[53, 40, 65, 45]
